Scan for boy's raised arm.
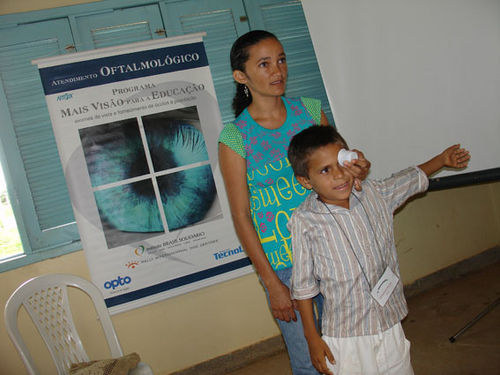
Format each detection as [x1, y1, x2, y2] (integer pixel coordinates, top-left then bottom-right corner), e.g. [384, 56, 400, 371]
[295, 298, 335, 375]
[418, 144, 470, 177]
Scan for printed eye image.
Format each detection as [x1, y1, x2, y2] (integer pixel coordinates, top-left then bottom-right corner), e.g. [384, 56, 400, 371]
[158, 165, 216, 231]
[143, 119, 209, 170]
[143, 108, 219, 231]
[79, 106, 222, 249]
[94, 179, 164, 248]
[79, 119, 149, 187]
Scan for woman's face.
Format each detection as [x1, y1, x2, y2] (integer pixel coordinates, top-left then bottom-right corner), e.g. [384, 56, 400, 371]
[235, 37, 288, 99]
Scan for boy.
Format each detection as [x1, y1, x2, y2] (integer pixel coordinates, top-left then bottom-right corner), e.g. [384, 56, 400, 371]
[287, 125, 470, 375]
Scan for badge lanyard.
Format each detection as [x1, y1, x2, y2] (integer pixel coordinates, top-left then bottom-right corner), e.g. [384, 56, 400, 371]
[320, 192, 388, 292]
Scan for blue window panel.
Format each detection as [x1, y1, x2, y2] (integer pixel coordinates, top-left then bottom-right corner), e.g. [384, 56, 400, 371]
[0, 19, 80, 262]
[164, 0, 250, 124]
[243, 0, 334, 124]
[0, 7, 166, 272]
[74, 4, 166, 51]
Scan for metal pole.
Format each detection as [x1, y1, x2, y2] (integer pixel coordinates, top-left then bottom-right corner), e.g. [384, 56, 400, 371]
[449, 297, 500, 343]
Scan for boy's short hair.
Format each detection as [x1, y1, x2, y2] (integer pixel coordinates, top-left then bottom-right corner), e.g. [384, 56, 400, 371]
[288, 125, 348, 177]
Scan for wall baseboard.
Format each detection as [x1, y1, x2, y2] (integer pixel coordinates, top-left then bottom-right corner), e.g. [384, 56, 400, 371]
[168, 335, 286, 375]
[167, 246, 500, 375]
[403, 246, 500, 298]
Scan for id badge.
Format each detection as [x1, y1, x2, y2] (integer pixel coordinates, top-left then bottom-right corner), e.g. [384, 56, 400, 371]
[371, 267, 399, 306]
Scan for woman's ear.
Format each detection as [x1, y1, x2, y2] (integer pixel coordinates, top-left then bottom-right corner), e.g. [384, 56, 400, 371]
[233, 69, 247, 85]
[296, 175, 313, 190]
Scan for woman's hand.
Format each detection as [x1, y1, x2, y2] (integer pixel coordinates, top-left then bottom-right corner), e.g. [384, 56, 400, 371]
[343, 149, 371, 191]
[267, 279, 297, 322]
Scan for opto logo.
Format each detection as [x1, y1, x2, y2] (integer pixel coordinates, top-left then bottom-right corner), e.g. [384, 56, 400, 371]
[104, 276, 132, 290]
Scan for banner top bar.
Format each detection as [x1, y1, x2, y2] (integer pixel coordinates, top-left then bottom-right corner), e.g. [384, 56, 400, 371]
[33, 32, 207, 68]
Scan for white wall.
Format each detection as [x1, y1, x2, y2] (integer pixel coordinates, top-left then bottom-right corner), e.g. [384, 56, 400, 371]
[302, 0, 500, 179]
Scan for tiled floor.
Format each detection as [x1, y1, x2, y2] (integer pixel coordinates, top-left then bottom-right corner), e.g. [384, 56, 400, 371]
[225, 261, 500, 375]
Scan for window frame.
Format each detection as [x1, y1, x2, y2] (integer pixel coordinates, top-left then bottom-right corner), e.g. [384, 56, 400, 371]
[0, 0, 170, 272]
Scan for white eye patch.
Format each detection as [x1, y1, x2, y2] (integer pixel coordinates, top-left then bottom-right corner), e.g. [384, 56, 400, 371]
[338, 148, 358, 166]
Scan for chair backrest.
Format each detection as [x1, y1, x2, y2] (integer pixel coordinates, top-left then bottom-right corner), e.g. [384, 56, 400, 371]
[4, 274, 124, 375]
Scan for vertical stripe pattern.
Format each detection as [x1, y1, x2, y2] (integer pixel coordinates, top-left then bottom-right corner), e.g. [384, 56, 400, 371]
[289, 167, 428, 337]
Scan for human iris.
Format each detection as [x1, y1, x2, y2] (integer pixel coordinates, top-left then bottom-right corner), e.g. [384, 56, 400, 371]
[144, 120, 216, 231]
[80, 119, 149, 187]
[81, 117, 216, 235]
[158, 165, 216, 231]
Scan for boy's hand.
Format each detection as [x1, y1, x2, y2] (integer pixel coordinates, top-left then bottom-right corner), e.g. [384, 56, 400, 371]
[307, 335, 335, 375]
[441, 144, 470, 169]
[342, 150, 371, 191]
[418, 144, 470, 176]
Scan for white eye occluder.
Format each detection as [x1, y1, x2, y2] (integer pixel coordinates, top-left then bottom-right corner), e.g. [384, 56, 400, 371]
[337, 148, 358, 166]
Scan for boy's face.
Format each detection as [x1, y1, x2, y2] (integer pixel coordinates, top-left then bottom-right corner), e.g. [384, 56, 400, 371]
[296, 142, 354, 209]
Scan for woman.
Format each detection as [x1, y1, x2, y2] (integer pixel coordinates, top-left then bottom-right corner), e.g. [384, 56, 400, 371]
[218, 30, 370, 374]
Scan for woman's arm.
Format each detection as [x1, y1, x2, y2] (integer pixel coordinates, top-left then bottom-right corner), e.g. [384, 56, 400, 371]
[320, 110, 329, 125]
[218, 143, 297, 322]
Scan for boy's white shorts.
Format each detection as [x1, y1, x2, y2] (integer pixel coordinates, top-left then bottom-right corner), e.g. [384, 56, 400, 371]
[322, 322, 414, 375]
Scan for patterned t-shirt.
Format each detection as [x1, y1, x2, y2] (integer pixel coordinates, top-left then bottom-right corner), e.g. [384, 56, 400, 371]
[218, 97, 322, 270]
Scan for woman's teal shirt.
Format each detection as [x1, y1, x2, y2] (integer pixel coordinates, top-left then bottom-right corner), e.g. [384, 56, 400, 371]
[218, 97, 322, 270]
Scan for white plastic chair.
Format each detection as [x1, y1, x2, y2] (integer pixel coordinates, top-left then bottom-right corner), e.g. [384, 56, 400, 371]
[4, 273, 153, 375]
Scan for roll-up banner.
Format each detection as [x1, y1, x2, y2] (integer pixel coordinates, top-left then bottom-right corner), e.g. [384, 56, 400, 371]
[33, 33, 250, 314]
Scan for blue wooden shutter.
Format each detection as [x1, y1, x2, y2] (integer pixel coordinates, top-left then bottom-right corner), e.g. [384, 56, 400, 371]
[0, 19, 79, 252]
[244, 0, 334, 123]
[74, 4, 166, 51]
[163, 0, 250, 123]
[0, 6, 167, 258]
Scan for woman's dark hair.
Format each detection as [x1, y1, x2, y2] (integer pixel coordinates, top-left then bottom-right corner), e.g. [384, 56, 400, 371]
[230, 30, 279, 117]
[288, 125, 348, 178]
